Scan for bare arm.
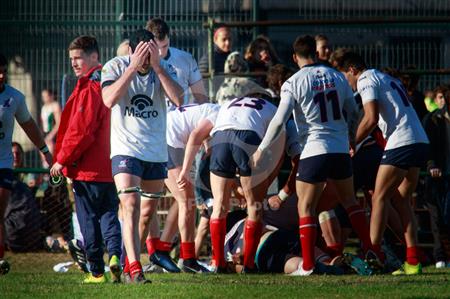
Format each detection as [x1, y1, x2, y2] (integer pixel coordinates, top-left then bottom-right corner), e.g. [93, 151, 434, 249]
[355, 101, 379, 145]
[19, 118, 52, 165]
[177, 119, 214, 190]
[102, 41, 150, 108]
[190, 80, 209, 104]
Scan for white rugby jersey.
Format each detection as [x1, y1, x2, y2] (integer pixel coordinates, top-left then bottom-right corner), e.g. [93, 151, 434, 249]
[167, 103, 220, 148]
[357, 69, 429, 150]
[164, 47, 203, 107]
[280, 63, 356, 159]
[211, 97, 278, 139]
[101, 56, 178, 162]
[0, 85, 31, 168]
[285, 119, 303, 158]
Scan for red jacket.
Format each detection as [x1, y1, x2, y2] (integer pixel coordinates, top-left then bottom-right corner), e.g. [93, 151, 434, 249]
[55, 65, 113, 182]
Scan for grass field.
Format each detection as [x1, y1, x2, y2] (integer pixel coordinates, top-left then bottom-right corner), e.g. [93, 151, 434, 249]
[1, 253, 449, 298]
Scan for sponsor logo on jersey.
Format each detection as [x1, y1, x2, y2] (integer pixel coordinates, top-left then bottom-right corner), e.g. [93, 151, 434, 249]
[124, 94, 159, 118]
[2, 98, 11, 108]
[312, 73, 335, 91]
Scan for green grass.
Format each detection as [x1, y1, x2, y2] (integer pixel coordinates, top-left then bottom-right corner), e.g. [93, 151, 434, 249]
[1, 253, 449, 298]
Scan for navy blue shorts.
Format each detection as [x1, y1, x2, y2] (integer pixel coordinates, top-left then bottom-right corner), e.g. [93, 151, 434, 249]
[111, 155, 167, 180]
[297, 153, 353, 183]
[210, 130, 261, 178]
[167, 146, 185, 170]
[0, 168, 14, 190]
[353, 142, 383, 191]
[380, 143, 429, 170]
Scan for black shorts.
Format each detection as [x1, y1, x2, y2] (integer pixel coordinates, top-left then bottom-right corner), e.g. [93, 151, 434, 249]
[380, 143, 429, 170]
[255, 229, 300, 273]
[353, 143, 383, 191]
[0, 168, 14, 190]
[167, 146, 185, 170]
[210, 130, 261, 178]
[297, 153, 353, 183]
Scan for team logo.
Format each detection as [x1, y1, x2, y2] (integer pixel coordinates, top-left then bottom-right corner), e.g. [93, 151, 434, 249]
[118, 158, 129, 169]
[124, 94, 159, 118]
[2, 98, 11, 108]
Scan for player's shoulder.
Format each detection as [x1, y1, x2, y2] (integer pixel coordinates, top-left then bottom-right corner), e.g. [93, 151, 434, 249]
[357, 69, 378, 84]
[102, 56, 128, 72]
[2, 85, 25, 101]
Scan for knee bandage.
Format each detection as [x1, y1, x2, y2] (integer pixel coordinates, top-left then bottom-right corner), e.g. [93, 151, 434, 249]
[318, 210, 337, 224]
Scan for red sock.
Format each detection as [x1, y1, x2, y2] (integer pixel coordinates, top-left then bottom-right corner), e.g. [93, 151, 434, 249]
[406, 246, 420, 265]
[210, 218, 227, 268]
[129, 261, 143, 279]
[346, 205, 372, 253]
[146, 238, 159, 256]
[181, 242, 196, 260]
[243, 219, 262, 269]
[0, 244, 4, 259]
[123, 256, 130, 274]
[326, 243, 343, 258]
[179, 245, 184, 259]
[156, 240, 172, 252]
[371, 244, 386, 263]
[299, 216, 317, 271]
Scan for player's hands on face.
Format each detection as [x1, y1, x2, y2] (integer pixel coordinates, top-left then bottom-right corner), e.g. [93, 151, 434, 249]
[268, 194, 282, 210]
[429, 167, 442, 178]
[129, 41, 150, 71]
[50, 161, 63, 178]
[148, 40, 161, 70]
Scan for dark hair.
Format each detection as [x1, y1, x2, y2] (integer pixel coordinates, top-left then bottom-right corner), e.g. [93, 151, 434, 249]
[329, 47, 350, 69]
[337, 51, 367, 72]
[12, 142, 24, 154]
[0, 53, 7, 67]
[433, 85, 448, 96]
[266, 64, 294, 94]
[244, 35, 281, 65]
[292, 35, 316, 59]
[381, 67, 400, 79]
[68, 36, 99, 56]
[129, 29, 155, 53]
[146, 17, 170, 40]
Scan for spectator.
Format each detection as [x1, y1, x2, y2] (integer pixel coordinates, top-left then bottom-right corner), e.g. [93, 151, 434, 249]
[400, 67, 428, 121]
[244, 35, 281, 87]
[198, 27, 232, 74]
[422, 92, 450, 268]
[4, 142, 43, 252]
[40, 88, 61, 156]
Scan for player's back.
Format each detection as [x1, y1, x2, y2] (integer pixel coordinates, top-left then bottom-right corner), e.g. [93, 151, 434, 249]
[167, 103, 219, 148]
[211, 97, 278, 139]
[357, 69, 428, 150]
[282, 64, 355, 158]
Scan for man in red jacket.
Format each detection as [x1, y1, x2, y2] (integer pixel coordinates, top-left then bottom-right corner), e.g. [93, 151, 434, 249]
[50, 36, 122, 284]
